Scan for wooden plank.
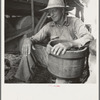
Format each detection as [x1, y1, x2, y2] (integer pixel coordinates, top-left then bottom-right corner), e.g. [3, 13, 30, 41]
[34, 12, 48, 33]
[31, 0, 34, 30]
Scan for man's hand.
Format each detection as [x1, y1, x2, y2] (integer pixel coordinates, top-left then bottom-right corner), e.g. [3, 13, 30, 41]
[51, 42, 72, 55]
[21, 38, 35, 56]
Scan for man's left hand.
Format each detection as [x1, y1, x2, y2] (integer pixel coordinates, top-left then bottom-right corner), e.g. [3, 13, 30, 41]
[51, 42, 72, 55]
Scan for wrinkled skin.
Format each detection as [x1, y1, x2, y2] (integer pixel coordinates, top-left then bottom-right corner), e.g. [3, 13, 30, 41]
[48, 8, 64, 23]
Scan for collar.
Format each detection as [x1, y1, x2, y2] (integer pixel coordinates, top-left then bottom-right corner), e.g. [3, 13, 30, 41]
[50, 15, 70, 27]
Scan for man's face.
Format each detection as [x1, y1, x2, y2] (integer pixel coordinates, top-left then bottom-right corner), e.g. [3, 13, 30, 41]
[48, 8, 63, 22]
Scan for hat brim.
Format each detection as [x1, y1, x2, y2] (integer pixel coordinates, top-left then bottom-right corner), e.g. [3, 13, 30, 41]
[40, 6, 74, 12]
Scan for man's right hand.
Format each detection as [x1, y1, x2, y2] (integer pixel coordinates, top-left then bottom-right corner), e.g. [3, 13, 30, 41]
[21, 38, 35, 56]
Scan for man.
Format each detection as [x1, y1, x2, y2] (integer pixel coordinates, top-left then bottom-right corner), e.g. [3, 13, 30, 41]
[15, 0, 93, 83]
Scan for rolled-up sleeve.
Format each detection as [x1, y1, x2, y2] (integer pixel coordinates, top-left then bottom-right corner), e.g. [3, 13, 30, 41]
[73, 19, 94, 47]
[30, 23, 50, 43]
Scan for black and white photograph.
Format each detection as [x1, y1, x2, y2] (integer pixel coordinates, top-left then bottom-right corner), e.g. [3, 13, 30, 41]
[4, 0, 98, 84]
[1, 0, 99, 99]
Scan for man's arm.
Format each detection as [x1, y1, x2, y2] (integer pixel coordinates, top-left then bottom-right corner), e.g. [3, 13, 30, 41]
[51, 18, 94, 56]
[22, 23, 50, 55]
[30, 23, 50, 43]
[72, 18, 94, 48]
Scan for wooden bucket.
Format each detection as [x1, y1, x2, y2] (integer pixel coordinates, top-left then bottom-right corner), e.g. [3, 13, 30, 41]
[47, 40, 87, 78]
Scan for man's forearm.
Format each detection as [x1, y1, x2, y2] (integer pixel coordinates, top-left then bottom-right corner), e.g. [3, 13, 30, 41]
[72, 34, 94, 48]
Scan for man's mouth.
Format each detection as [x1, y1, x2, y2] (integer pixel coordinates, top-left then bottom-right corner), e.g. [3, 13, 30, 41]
[52, 16, 56, 19]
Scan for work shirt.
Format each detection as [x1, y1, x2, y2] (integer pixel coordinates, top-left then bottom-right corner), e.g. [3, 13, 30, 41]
[30, 16, 93, 47]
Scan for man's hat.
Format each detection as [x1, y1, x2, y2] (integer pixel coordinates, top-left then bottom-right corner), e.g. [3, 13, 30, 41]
[40, 0, 74, 11]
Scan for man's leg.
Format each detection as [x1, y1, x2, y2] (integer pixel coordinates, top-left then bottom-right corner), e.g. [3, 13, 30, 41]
[14, 34, 49, 82]
[15, 43, 48, 82]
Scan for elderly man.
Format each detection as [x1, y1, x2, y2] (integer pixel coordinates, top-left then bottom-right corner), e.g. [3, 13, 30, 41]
[15, 0, 93, 83]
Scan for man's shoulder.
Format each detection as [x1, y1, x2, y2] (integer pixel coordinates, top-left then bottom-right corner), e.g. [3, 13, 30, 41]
[67, 17, 82, 26]
[67, 17, 79, 23]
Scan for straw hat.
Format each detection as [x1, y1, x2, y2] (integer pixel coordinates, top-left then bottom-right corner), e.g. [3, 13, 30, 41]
[40, 0, 74, 11]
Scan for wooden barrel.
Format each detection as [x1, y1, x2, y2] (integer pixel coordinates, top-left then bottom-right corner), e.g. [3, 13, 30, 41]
[15, 16, 38, 30]
[7, 16, 38, 30]
[47, 40, 87, 78]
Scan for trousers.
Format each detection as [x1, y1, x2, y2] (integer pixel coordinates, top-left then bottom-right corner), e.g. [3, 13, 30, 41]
[15, 45, 49, 82]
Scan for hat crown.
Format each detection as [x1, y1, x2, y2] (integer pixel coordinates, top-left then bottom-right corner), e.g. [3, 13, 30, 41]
[40, 0, 74, 11]
[47, 0, 65, 7]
